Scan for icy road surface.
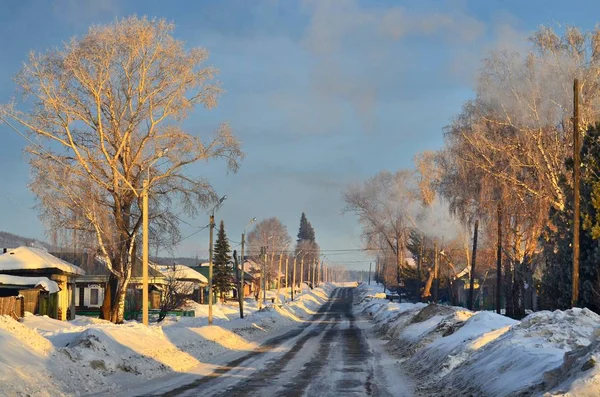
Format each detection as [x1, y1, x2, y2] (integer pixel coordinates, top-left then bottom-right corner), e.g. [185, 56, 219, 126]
[149, 288, 414, 397]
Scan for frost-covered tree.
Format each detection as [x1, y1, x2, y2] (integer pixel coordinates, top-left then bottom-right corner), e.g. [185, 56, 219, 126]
[342, 170, 420, 282]
[2, 17, 243, 323]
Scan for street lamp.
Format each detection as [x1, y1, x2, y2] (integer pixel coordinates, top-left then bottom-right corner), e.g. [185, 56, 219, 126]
[208, 194, 227, 325]
[142, 148, 168, 326]
[239, 217, 257, 319]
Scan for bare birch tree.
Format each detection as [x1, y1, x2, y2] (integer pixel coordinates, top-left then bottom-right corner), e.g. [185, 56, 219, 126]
[342, 170, 420, 284]
[246, 217, 292, 278]
[1, 17, 242, 323]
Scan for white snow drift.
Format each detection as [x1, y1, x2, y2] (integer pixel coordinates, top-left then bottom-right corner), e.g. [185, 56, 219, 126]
[0, 283, 335, 396]
[357, 284, 600, 396]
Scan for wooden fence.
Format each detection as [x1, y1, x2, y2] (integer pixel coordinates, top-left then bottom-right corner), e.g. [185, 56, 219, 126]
[0, 296, 24, 320]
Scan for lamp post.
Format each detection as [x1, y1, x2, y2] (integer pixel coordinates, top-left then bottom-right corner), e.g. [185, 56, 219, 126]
[142, 148, 168, 326]
[239, 217, 256, 319]
[276, 242, 290, 303]
[208, 195, 227, 325]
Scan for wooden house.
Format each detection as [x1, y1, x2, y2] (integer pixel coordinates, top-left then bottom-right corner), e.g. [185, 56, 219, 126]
[0, 247, 84, 320]
[151, 263, 208, 303]
[68, 255, 167, 317]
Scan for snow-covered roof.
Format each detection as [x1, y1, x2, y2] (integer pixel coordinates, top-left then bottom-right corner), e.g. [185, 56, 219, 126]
[0, 274, 60, 293]
[0, 247, 85, 275]
[152, 264, 208, 284]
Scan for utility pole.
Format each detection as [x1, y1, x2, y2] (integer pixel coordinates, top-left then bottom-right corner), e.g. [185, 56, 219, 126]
[418, 239, 423, 299]
[239, 235, 245, 319]
[263, 246, 268, 306]
[300, 257, 305, 294]
[368, 262, 372, 285]
[240, 217, 256, 318]
[277, 252, 283, 303]
[269, 250, 275, 296]
[292, 253, 298, 301]
[285, 255, 289, 301]
[468, 219, 479, 311]
[142, 179, 149, 325]
[312, 259, 316, 288]
[208, 214, 215, 324]
[433, 240, 439, 303]
[572, 78, 581, 308]
[234, 250, 243, 319]
[496, 202, 502, 315]
[207, 195, 226, 325]
[258, 246, 265, 309]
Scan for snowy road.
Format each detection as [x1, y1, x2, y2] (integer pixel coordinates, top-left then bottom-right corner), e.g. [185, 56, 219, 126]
[150, 288, 414, 397]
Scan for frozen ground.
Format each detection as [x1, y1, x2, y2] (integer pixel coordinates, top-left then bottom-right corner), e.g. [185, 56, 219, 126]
[0, 283, 336, 396]
[357, 283, 600, 397]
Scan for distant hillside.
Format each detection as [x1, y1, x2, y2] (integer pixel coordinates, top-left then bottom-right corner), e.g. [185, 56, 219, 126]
[0, 231, 53, 251]
[0, 231, 202, 267]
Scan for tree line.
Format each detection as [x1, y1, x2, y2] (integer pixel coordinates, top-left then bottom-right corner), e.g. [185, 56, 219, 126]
[344, 26, 600, 316]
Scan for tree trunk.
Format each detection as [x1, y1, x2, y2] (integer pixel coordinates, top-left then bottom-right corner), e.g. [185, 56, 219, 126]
[422, 270, 434, 299]
[113, 277, 129, 323]
[505, 259, 514, 317]
[468, 220, 479, 310]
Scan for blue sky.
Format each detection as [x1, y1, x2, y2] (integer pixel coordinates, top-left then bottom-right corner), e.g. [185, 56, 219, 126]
[1, 0, 599, 269]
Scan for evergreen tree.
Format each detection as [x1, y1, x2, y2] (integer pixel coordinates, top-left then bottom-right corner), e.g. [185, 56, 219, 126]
[540, 123, 600, 312]
[297, 212, 313, 242]
[213, 220, 232, 300]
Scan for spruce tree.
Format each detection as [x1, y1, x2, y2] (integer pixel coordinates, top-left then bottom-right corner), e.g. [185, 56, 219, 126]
[297, 212, 311, 242]
[213, 220, 232, 301]
[540, 123, 600, 312]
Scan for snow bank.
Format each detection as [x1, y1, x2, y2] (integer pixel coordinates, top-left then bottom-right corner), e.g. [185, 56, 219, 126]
[355, 283, 600, 397]
[0, 283, 338, 396]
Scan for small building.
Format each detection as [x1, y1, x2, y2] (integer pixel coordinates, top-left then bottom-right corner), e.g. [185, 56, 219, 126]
[70, 256, 167, 318]
[152, 263, 208, 303]
[191, 263, 256, 301]
[0, 275, 60, 318]
[0, 247, 84, 320]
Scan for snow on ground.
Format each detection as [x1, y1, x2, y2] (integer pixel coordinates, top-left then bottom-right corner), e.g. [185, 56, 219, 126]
[355, 283, 600, 397]
[0, 283, 337, 396]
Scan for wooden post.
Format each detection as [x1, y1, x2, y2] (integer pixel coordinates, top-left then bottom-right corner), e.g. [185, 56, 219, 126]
[418, 239, 423, 299]
[208, 214, 215, 324]
[277, 253, 283, 302]
[572, 78, 581, 308]
[234, 250, 243, 319]
[496, 203, 502, 314]
[239, 234, 245, 318]
[285, 255, 289, 300]
[433, 240, 439, 303]
[142, 180, 149, 326]
[468, 219, 479, 310]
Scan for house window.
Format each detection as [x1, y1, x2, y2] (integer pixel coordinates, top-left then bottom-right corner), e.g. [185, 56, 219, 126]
[90, 288, 99, 306]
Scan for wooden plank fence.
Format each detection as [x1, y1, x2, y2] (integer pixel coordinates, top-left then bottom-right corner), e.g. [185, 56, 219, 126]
[0, 296, 24, 320]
